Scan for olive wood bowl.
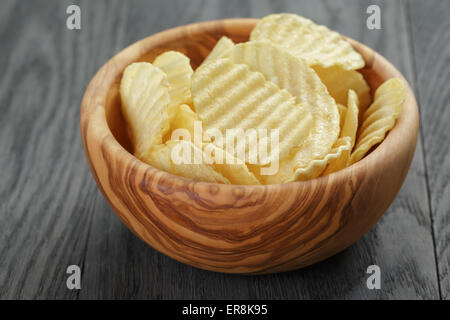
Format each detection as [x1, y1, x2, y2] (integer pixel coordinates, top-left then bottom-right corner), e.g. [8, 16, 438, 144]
[80, 19, 419, 274]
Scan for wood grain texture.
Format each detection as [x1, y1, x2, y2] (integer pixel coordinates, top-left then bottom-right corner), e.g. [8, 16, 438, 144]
[409, 0, 450, 299]
[0, 0, 128, 299]
[0, 0, 444, 299]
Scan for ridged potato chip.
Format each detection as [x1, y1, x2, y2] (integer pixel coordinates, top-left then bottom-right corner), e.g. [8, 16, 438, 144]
[203, 143, 261, 185]
[120, 62, 170, 158]
[142, 140, 230, 183]
[225, 41, 340, 168]
[289, 137, 352, 181]
[153, 51, 194, 118]
[192, 58, 313, 163]
[312, 65, 371, 118]
[250, 13, 364, 70]
[202, 36, 235, 64]
[323, 90, 359, 174]
[350, 78, 405, 164]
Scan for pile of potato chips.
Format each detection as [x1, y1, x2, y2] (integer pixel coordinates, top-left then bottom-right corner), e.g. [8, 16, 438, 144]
[120, 13, 405, 185]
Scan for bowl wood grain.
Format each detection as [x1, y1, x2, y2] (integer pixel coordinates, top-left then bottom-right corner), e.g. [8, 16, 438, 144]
[80, 19, 419, 274]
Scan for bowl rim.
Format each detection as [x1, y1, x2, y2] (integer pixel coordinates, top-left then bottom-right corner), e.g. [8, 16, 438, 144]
[80, 18, 419, 191]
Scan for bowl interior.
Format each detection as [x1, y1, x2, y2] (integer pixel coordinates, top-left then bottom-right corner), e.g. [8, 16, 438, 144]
[104, 19, 387, 165]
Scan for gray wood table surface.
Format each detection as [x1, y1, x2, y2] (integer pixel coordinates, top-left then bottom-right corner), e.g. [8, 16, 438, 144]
[0, 0, 448, 299]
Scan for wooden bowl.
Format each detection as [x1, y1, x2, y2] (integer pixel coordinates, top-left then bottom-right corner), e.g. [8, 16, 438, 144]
[80, 19, 419, 274]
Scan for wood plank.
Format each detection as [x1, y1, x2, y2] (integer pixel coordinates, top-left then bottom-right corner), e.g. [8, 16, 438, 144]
[408, 0, 450, 299]
[78, 0, 438, 299]
[0, 0, 129, 298]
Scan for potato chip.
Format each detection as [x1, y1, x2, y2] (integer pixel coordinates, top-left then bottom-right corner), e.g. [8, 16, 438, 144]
[142, 140, 230, 183]
[350, 78, 405, 164]
[165, 104, 201, 142]
[153, 51, 194, 118]
[250, 13, 364, 70]
[340, 90, 359, 145]
[203, 143, 261, 185]
[312, 65, 371, 118]
[323, 90, 359, 174]
[120, 62, 170, 158]
[202, 36, 235, 64]
[225, 41, 340, 168]
[289, 137, 352, 181]
[337, 104, 347, 130]
[259, 136, 352, 184]
[192, 58, 313, 163]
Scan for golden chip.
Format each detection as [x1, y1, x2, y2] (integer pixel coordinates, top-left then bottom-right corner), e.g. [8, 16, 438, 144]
[323, 90, 359, 174]
[203, 143, 261, 185]
[337, 104, 347, 130]
[340, 90, 359, 145]
[289, 137, 352, 181]
[153, 51, 194, 118]
[202, 36, 235, 65]
[192, 58, 313, 163]
[142, 140, 230, 183]
[250, 13, 365, 70]
[120, 62, 170, 158]
[165, 104, 201, 142]
[224, 41, 340, 182]
[312, 65, 371, 118]
[225, 41, 340, 167]
[350, 78, 405, 164]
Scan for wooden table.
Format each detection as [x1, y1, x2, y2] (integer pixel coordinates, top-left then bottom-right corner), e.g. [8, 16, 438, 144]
[0, 0, 448, 299]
